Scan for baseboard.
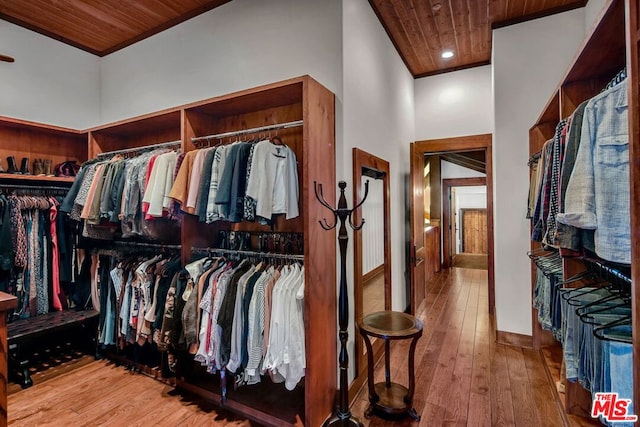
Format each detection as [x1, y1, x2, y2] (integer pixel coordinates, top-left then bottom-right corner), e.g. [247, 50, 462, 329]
[362, 264, 384, 284]
[495, 330, 533, 348]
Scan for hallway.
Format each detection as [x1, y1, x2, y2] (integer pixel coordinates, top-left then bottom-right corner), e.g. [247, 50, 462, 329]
[350, 267, 598, 426]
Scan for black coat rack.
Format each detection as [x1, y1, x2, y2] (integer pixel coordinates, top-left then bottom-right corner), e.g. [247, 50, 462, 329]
[315, 180, 368, 427]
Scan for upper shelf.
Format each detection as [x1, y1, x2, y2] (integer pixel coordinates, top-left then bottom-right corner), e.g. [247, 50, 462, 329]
[532, 0, 625, 128]
[0, 173, 75, 184]
[563, 0, 625, 85]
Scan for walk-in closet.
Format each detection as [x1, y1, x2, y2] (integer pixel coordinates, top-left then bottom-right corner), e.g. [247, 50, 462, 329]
[1, 0, 639, 426]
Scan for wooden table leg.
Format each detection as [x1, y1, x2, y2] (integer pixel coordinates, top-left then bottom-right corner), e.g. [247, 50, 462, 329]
[360, 330, 378, 403]
[384, 339, 390, 386]
[405, 335, 421, 421]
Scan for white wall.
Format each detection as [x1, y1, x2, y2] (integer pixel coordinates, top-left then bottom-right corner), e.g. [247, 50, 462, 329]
[0, 21, 100, 129]
[441, 160, 486, 179]
[414, 65, 493, 140]
[584, 0, 608, 32]
[100, 0, 343, 123]
[456, 186, 487, 209]
[492, 9, 585, 336]
[342, 0, 414, 377]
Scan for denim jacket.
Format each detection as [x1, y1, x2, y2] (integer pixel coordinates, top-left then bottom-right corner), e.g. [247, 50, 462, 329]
[556, 79, 629, 264]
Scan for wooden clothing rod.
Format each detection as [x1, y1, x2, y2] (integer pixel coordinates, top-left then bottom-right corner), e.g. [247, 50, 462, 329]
[191, 246, 304, 262]
[96, 140, 182, 159]
[112, 241, 181, 250]
[191, 120, 304, 144]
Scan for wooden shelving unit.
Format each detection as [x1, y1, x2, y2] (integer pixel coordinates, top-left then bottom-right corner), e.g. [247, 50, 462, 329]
[0, 116, 88, 173]
[81, 76, 337, 427]
[529, 0, 639, 423]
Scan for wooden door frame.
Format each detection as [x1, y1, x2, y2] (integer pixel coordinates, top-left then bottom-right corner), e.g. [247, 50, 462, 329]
[442, 177, 487, 267]
[350, 148, 391, 401]
[409, 143, 426, 314]
[414, 134, 495, 314]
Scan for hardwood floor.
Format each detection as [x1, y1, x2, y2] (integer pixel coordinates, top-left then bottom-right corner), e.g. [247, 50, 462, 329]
[8, 266, 599, 426]
[350, 267, 598, 427]
[8, 360, 257, 426]
[363, 272, 385, 316]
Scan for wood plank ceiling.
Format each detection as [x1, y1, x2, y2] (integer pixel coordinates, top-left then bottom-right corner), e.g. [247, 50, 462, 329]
[0, 0, 231, 56]
[369, 0, 587, 77]
[1, 0, 586, 75]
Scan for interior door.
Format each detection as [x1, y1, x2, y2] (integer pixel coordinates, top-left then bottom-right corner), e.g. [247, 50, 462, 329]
[461, 208, 488, 254]
[410, 143, 426, 314]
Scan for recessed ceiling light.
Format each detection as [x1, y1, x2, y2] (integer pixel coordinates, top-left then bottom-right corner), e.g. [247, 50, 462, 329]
[441, 51, 454, 59]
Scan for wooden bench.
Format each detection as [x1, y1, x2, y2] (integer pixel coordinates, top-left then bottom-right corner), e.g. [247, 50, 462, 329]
[7, 309, 99, 388]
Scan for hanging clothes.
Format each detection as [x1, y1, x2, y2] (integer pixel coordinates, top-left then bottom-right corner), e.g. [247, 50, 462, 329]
[158, 254, 308, 391]
[61, 147, 181, 242]
[0, 194, 77, 318]
[168, 137, 300, 225]
[529, 78, 630, 265]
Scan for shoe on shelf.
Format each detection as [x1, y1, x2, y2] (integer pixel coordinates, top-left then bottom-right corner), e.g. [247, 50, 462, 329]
[32, 158, 43, 176]
[7, 156, 18, 174]
[43, 159, 53, 176]
[20, 157, 30, 174]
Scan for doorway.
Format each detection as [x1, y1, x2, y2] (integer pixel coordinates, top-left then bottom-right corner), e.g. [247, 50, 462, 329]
[409, 134, 494, 314]
[460, 208, 487, 254]
[442, 177, 487, 269]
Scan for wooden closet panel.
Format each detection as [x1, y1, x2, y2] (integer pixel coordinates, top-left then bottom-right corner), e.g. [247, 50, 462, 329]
[184, 82, 303, 117]
[560, 79, 610, 116]
[0, 119, 87, 167]
[301, 77, 336, 427]
[529, 0, 634, 422]
[89, 110, 181, 157]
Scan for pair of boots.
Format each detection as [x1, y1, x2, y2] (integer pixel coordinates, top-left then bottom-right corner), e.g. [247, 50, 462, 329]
[4, 157, 31, 174]
[32, 158, 52, 176]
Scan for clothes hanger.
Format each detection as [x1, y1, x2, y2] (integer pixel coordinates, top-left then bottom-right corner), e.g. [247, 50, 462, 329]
[578, 300, 631, 324]
[593, 316, 632, 343]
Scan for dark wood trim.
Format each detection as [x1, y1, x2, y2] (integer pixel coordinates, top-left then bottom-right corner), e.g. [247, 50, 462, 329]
[362, 264, 384, 284]
[413, 133, 495, 315]
[352, 147, 391, 403]
[0, 115, 85, 135]
[414, 134, 492, 153]
[495, 330, 533, 349]
[491, 1, 587, 30]
[442, 177, 487, 268]
[485, 142, 495, 314]
[414, 60, 491, 79]
[409, 143, 426, 314]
